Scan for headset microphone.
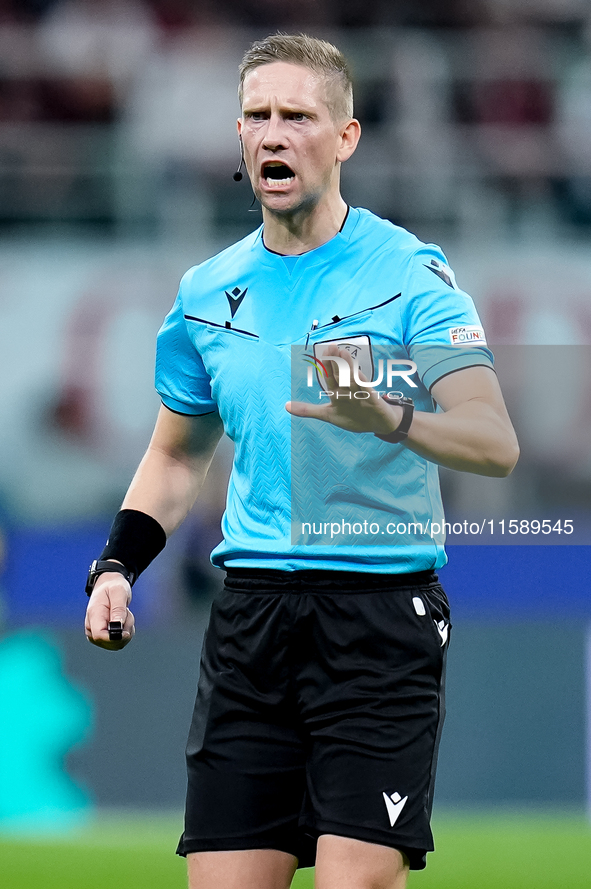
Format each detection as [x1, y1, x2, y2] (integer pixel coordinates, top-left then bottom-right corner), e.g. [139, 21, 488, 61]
[233, 139, 244, 181]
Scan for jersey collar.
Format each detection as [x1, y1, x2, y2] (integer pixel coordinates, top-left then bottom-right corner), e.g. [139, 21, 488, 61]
[255, 206, 359, 273]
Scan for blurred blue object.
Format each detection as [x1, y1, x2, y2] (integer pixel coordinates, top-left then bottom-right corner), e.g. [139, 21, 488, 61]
[441, 545, 591, 619]
[0, 630, 93, 833]
[2, 523, 151, 624]
[1, 518, 590, 622]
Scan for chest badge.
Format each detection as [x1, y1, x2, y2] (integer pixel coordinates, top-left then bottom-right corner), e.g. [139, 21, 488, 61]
[313, 335, 374, 393]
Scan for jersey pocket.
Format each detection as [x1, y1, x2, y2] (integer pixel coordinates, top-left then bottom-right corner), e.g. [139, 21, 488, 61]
[311, 291, 402, 336]
[184, 314, 259, 341]
[313, 308, 374, 335]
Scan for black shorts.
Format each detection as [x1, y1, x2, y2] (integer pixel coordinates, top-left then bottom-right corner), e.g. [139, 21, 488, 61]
[177, 568, 450, 871]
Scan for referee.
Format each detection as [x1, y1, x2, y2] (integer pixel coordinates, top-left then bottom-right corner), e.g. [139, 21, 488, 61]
[85, 34, 519, 889]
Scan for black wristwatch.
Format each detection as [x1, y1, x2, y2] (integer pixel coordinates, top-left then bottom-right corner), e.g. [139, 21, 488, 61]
[85, 559, 135, 596]
[374, 394, 415, 443]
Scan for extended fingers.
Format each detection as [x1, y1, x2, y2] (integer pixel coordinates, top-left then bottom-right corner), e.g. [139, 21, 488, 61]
[285, 400, 331, 421]
[317, 346, 374, 393]
[320, 345, 351, 389]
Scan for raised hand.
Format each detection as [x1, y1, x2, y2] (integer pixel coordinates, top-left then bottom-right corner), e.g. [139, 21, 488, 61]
[286, 344, 403, 435]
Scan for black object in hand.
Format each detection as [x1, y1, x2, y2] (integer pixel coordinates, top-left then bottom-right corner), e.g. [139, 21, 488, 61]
[108, 621, 123, 642]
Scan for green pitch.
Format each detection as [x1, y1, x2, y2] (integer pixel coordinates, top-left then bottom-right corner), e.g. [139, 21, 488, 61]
[0, 809, 589, 888]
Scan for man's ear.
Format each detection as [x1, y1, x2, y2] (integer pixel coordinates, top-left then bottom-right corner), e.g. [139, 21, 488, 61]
[337, 118, 361, 164]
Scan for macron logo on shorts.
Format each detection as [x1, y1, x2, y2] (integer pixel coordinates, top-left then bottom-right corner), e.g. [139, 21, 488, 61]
[436, 620, 449, 646]
[382, 791, 408, 827]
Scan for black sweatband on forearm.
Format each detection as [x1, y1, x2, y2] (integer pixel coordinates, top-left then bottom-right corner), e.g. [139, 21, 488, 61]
[99, 509, 167, 584]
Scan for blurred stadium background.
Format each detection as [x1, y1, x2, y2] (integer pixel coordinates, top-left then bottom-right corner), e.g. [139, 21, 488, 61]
[0, 1, 590, 886]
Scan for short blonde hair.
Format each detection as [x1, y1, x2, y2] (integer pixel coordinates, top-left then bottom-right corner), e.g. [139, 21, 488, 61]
[238, 33, 354, 122]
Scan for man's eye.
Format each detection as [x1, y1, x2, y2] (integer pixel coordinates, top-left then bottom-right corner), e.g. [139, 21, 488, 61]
[291, 113, 306, 121]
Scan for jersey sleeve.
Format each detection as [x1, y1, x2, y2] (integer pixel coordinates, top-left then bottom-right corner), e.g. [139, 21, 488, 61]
[155, 276, 217, 416]
[401, 245, 494, 391]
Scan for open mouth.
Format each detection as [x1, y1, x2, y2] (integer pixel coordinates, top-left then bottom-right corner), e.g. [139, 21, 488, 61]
[262, 162, 295, 187]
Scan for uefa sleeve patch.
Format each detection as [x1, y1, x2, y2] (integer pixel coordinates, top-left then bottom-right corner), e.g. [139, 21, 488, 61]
[448, 325, 487, 346]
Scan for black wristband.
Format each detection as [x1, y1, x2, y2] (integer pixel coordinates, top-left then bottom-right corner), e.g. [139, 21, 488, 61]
[99, 509, 167, 582]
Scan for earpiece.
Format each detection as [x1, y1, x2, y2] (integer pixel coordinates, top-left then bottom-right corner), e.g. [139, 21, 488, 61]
[233, 138, 244, 181]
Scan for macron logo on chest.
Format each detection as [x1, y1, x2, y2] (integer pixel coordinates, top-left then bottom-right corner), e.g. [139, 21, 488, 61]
[225, 286, 248, 318]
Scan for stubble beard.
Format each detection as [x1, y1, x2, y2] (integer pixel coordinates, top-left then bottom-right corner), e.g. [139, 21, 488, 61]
[257, 178, 332, 227]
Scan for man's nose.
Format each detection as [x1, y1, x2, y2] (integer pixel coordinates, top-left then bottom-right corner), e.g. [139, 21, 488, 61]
[262, 114, 287, 151]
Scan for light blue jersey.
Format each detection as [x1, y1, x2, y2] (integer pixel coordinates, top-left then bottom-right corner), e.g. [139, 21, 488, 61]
[156, 207, 493, 573]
